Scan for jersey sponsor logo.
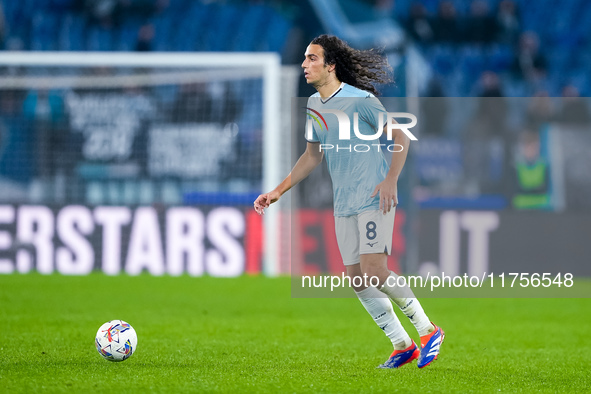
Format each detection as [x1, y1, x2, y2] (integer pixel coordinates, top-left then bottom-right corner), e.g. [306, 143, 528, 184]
[366, 241, 378, 247]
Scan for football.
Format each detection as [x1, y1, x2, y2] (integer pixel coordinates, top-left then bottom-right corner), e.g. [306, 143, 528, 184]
[95, 320, 137, 362]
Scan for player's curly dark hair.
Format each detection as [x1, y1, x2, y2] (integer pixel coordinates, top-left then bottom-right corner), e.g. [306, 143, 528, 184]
[311, 34, 393, 96]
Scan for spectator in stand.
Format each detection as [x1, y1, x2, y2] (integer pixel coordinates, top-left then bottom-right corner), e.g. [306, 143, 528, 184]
[465, 0, 497, 44]
[557, 85, 591, 125]
[511, 130, 551, 210]
[376, 0, 394, 13]
[405, 2, 434, 44]
[473, 71, 508, 137]
[496, 0, 521, 45]
[155, 0, 170, 14]
[432, 1, 461, 44]
[135, 23, 155, 51]
[83, 0, 120, 27]
[420, 77, 448, 136]
[511, 31, 548, 82]
[118, 0, 158, 21]
[465, 71, 511, 193]
[526, 90, 555, 132]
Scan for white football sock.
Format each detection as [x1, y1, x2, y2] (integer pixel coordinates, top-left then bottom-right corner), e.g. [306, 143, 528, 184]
[355, 286, 411, 350]
[379, 271, 434, 337]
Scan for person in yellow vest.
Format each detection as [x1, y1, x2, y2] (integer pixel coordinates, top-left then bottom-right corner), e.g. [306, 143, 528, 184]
[512, 131, 551, 209]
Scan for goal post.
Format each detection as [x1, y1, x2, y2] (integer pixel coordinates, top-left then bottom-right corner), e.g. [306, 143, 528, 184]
[0, 52, 289, 277]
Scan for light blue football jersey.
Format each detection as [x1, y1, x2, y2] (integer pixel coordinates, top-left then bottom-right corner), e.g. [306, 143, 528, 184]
[306, 83, 390, 216]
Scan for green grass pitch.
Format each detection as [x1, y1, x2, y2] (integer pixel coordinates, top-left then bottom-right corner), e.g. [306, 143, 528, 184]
[1, 274, 590, 393]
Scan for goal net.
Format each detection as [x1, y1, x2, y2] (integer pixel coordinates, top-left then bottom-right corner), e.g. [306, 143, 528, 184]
[0, 52, 295, 276]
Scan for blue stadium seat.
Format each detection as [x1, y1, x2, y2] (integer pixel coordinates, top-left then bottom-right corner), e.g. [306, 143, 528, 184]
[173, 1, 210, 51]
[166, 0, 190, 13]
[421, 0, 441, 15]
[574, 0, 591, 31]
[229, 4, 267, 52]
[116, 20, 143, 51]
[486, 45, 513, 72]
[261, 11, 291, 54]
[151, 13, 174, 51]
[65, 15, 85, 51]
[49, 0, 76, 11]
[391, 0, 413, 18]
[204, 4, 243, 51]
[58, 13, 79, 51]
[425, 45, 456, 76]
[2, 0, 587, 100]
[86, 26, 115, 52]
[31, 11, 59, 50]
[565, 69, 590, 96]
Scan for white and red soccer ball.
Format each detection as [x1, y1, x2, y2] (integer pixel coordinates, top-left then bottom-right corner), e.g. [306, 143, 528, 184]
[95, 320, 137, 362]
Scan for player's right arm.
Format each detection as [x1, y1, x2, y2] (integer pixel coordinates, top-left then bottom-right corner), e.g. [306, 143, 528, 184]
[253, 142, 323, 215]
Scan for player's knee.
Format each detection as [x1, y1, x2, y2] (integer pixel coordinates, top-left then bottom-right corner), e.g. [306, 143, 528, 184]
[361, 266, 389, 287]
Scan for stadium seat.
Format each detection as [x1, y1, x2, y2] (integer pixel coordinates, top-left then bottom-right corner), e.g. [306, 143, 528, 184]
[204, 4, 243, 52]
[151, 13, 174, 52]
[174, 1, 210, 51]
[261, 12, 292, 54]
[116, 19, 145, 52]
[57, 13, 85, 51]
[31, 11, 59, 51]
[86, 26, 115, 52]
[229, 5, 267, 52]
[1, 0, 589, 104]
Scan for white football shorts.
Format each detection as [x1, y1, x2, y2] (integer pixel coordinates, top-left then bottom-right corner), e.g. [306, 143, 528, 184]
[334, 208, 396, 266]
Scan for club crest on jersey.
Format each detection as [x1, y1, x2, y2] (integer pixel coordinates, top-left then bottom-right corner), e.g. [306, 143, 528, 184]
[305, 107, 328, 132]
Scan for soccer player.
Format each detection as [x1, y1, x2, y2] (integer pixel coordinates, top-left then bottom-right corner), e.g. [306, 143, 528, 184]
[253, 35, 444, 369]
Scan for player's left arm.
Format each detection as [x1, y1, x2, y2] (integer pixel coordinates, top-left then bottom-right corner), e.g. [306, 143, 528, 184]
[371, 119, 411, 214]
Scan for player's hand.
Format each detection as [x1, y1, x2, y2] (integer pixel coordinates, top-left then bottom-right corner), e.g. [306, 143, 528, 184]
[253, 190, 281, 215]
[371, 180, 398, 214]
